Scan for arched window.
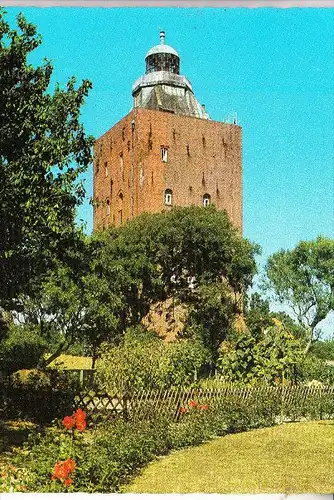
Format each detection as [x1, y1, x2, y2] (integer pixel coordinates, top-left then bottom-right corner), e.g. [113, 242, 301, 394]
[161, 146, 168, 162]
[164, 188, 173, 206]
[203, 193, 211, 207]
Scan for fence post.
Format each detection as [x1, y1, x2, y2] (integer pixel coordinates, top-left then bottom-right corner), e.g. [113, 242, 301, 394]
[123, 388, 129, 421]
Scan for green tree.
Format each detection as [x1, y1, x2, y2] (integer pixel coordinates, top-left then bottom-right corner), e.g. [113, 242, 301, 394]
[245, 292, 274, 338]
[310, 338, 334, 361]
[12, 238, 124, 368]
[218, 330, 258, 384]
[183, 282, 236, 369]
[0, 10, 93, 308]
[95, 206, 259, 364]
[264, 237, 334, 353]
[252, 326, 304, 383]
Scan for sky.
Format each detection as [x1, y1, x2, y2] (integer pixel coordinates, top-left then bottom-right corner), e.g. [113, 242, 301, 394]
[4, 6, 334, 328]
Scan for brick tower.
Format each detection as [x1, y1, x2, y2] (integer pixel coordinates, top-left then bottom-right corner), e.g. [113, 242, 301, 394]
[93, 31, 242, 232]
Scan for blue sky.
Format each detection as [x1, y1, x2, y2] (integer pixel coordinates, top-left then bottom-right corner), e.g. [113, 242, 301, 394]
[5, 7, 334, 262]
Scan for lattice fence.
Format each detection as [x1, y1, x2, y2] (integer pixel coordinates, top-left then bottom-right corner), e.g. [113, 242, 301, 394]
[75, 385, 334, 422]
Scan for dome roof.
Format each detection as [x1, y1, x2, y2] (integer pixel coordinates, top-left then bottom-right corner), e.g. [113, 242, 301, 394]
[145, 31, 179, 59]
[146, 43, 179, 59]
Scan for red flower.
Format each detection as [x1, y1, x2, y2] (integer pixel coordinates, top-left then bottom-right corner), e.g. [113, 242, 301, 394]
[76, 419, 87, 432]
[52, 462, 67, 480]
[73, 408, 86, 422]
[62, 415, 75, 430]
[52, 459, 76, 481]
[63, 458, 76, 474]
[179, 407, 188, 414]
[64, 478, 73, 487]
[199, 404, 209, 411]
[189, 400, 197, 408]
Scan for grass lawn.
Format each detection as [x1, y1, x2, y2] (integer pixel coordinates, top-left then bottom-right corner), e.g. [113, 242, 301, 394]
[124, 420, 334, 493]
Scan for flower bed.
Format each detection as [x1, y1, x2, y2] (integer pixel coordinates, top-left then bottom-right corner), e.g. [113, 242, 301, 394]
[2, 387, 333, 493]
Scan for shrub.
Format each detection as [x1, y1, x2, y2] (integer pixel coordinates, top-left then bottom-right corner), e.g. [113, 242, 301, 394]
[217, 326, 305, 384]
[1, 370, 77, 423]
[10, 369, 51, 389]
[310, 339, 334, 360]
[96, 326, 208, 393]
[294, 355, 334, 385]
[0, 325, 48, 373]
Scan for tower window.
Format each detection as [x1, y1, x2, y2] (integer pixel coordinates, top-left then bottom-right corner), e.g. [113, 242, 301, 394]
[120, 153, 124, 181]
[203, 193, 211, 207]
[122, 127, 125, 141]
[161, 147, 168, 162]
[186, 145, 190, 156]
[105, 162, 109, 177]
[106, 199, 110, 216]
[164, 188, 173, 206]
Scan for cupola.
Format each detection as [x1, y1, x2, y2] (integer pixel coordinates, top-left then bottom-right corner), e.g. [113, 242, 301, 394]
[145, 31, 180, 75]
[132, 30, 209, 120]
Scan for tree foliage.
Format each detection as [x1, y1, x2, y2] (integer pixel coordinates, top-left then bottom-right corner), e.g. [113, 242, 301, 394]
[10, 236, 125, 368]
[264, 236, 334, 352]
[15, 206, 256, 368]
[182, 282, 236, 367]
[95, 206, 259, 360]
[310, 338, 334, 361]
[244, 292, 274, 338]
[0, 10, 93, 307]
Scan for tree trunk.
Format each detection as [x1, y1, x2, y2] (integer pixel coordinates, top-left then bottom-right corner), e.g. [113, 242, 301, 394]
[303, 328, 315, 355]
[92, 343, 98, 369]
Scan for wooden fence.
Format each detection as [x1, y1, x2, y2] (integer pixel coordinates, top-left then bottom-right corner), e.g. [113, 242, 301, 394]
[75, 384, 334, 422]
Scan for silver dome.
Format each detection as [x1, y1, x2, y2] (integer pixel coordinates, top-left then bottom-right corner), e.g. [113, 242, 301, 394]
[145, 44, 179, 59]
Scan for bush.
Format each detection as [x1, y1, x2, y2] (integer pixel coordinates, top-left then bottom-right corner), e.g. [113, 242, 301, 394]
[310, 339, 334, 360]
[1, 370, 78, 423]
[96, 326, 208, 393]
[10, 369, 51, 389]
[294, 355, 334, 384]
[217, 326, 305, 385]
[0, 325, 48, 373]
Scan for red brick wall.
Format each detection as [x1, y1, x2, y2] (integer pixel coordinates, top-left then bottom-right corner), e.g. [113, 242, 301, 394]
[93, 108, 242, 233]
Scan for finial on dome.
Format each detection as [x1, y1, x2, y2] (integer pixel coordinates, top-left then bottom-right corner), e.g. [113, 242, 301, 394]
[160, 30, 165, 44]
